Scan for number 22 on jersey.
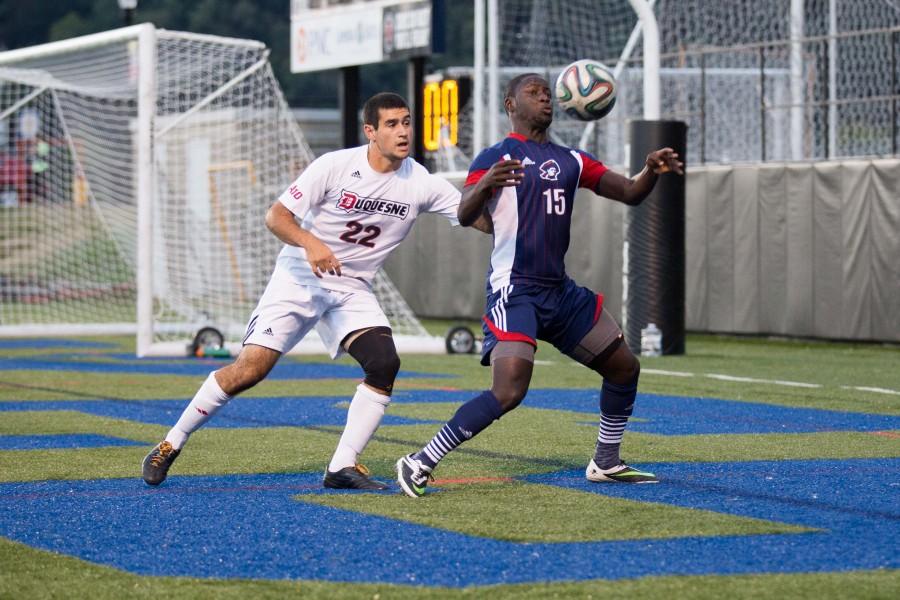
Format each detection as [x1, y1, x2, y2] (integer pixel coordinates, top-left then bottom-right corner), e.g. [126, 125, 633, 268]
[340, 220, 381, 248]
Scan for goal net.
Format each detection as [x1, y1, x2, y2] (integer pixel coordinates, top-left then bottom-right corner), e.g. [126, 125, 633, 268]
[435, 0, 900, 170]
[0, 24, 439, 356]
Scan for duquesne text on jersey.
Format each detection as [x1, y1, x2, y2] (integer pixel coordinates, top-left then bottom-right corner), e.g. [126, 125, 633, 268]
[337, 190, 410, 220]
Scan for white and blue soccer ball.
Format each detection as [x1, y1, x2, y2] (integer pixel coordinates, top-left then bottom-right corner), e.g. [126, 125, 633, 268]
[554, 59, 617, 121]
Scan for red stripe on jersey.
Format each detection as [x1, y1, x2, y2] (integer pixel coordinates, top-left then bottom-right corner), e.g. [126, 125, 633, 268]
[508, 132, 528, 142]
[578, 152, 609, 189]
[482, 315, 537, 347]
[465, 169, 488, 187]
[592, 293, 605, 324]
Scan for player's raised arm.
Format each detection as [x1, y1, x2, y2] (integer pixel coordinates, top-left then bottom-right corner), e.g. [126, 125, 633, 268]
[594, 147, 683, 206]
[265, 201, 341, 277]
[458, 159, 523, 226]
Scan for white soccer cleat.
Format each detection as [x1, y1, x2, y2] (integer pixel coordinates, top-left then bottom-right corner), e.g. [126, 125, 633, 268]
[585, 459, 659, 484]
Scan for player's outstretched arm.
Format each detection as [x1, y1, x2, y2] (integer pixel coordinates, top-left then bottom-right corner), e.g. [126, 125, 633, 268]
[594, 148, 683, 206]
[265, 201, 341, 277]
[458, 159, 523, 226]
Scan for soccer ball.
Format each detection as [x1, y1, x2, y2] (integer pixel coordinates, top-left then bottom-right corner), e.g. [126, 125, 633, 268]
[554, 59, 617, 121]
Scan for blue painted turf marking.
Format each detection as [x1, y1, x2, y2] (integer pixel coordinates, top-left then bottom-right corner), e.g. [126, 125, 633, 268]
[0, 339, 117, 350]
[0, 356, 446, 380]
[391, 389, 900, 435]
[0, 397, 439, 428]
[0, 458, 896, 586]
[0, 434, 143, 450]
[1, 389, 896, 434]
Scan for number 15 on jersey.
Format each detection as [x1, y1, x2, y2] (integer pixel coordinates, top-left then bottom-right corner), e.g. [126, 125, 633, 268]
[543, 188, 566, 215]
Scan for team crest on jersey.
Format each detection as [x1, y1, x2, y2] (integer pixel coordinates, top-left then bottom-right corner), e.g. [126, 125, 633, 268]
[539, 159, 561, 181]
[336, 190, 410, 220]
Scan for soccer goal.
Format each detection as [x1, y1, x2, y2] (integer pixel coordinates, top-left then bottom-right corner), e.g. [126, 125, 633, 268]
[0, 24, 442, 356]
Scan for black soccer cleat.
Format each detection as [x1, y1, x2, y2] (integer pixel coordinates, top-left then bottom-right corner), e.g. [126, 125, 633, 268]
[142, 441, 181, 486]
[323, 463, 389, 490]
[396, 453, 433, 498]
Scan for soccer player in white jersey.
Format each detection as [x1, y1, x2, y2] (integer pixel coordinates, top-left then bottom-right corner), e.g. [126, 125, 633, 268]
[142, 92, 473, 489]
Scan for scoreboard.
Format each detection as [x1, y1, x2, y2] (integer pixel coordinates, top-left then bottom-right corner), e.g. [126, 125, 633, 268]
[421, 75, 470, 152]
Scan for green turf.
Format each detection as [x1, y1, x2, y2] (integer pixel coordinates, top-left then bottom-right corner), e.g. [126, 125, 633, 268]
[1, 536, 896, 600]
[303, 480, 812, 542]
[0, 332, 898, 597]
[2, 399, 896, 484]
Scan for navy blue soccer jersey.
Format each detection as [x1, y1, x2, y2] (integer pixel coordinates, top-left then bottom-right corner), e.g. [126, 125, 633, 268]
[465, 133, 608, 293]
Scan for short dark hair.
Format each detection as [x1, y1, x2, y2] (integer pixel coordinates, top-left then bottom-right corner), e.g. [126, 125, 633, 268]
[505, 73, 542, 102]
[363, 92, 409, 128]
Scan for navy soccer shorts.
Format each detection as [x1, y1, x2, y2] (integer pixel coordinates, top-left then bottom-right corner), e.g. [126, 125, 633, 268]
[480, 278, 603, 366]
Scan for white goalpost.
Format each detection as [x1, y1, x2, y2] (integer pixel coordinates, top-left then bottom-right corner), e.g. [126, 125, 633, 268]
[0, 24, 443, 356]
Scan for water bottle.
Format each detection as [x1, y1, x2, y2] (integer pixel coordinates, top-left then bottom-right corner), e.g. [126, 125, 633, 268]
[195, 345, 231, 358]
[640, 323, 662, 357]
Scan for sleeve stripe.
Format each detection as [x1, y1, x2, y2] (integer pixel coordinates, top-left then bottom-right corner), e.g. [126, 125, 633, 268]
[577, 152, 609, 189]
[465, 169, 488, 187]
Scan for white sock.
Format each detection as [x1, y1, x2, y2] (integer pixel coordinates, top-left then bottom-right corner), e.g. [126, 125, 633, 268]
[165, 371, 232, 450]
[327, 383, 391, 472]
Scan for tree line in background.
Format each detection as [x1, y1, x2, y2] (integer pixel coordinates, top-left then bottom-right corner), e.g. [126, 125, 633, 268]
[0, 0, 474, 108]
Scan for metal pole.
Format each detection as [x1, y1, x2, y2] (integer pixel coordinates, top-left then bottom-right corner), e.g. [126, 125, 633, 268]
[577, 0, 658, 150]
[136, 24, 157, 357]
[893, 31, 898, 156]
[828, 0, 838, 158]
[622, 0, 661, 333]
[760, 46, 767, 162]
[487, 0, 499, 142]
[700, 51, 706, 164]
[790, 0, 804, 160]
[473, 0, 485, 154]
[822, 37, 829, 159]
[627, 0, 661, 119]
[408, 56, 426, 162]
[340, 66, 359, 149]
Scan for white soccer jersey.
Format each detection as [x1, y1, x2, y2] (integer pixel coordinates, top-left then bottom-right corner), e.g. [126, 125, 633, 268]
[273, 145, 460, 293]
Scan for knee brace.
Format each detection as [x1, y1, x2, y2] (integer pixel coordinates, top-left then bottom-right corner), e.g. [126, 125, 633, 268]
[347, 327, 400, 393]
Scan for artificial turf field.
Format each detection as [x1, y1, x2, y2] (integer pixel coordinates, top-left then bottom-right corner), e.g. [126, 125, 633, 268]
[0, 328, 898, 599]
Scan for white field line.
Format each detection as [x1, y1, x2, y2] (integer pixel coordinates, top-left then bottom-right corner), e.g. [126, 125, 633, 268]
[841, 385, 900, 396]
[642, 368, 900, 394]
[643, 368, 694, 377]
[540, 364, 900, 395]
[704, 373, 822, 388]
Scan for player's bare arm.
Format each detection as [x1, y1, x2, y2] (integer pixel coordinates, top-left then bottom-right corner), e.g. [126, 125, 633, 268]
[458, 159, 523, 226]
[594, 147, 683, 206]
[265, 201, 341, 277]
[469, 211, 494, 234]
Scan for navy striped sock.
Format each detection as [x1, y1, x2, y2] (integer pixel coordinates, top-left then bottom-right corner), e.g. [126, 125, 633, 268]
[415, 390, 503, 469]
[594, 414, 629, 468]
[593, 376, 638, 469]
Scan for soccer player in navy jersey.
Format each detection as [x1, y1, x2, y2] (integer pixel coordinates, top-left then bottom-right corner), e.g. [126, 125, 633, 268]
[396, 73, 683, 497]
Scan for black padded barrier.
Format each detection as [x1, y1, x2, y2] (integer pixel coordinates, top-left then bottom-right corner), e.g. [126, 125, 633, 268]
[625, 120, 687, 355]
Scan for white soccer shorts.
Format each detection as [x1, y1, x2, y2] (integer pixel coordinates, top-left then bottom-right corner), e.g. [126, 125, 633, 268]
[242, 276, 390, 359]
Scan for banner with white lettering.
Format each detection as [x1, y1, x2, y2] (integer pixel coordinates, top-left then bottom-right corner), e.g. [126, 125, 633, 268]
[291, 0, 432, 73]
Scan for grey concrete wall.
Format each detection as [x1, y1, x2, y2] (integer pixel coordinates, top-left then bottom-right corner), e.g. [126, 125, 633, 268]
[385, 159, 900, 342]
